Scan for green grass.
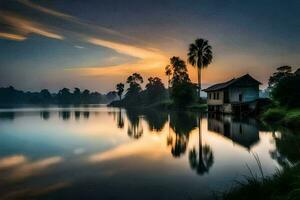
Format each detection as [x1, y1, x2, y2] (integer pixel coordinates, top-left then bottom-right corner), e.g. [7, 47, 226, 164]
[262, 107, 300, 130]
[222, 164, 300, 200]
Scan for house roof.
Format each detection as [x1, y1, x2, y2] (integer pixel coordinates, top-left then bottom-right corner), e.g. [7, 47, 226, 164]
[203, 74, 261, 92]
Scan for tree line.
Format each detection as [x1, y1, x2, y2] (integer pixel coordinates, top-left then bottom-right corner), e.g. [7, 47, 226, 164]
[0, 86, 117, 105]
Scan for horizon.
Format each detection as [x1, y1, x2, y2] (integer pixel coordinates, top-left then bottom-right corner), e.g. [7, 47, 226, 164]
[1, 0, 300, 92]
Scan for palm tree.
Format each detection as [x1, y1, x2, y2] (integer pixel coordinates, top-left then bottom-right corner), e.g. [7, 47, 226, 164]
[187, 38, 213, 98]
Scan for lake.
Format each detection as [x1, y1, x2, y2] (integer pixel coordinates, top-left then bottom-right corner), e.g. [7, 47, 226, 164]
[0, 105, 284, 200]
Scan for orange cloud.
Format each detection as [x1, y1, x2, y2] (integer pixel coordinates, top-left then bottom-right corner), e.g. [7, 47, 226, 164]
[0, 32, 26, 41]
[0, 12, 64, 40]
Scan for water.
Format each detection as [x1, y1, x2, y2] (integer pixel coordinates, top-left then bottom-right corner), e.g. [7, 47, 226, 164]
[0, 106, 283, 200]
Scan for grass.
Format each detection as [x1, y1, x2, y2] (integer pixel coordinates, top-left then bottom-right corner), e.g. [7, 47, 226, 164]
[222, 164, 300, 200]
[262, 107, 300, 130]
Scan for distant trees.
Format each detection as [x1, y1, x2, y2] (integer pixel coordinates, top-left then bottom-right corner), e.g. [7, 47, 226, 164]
[112, 73, 167, 107]
[188, 38, 213, 98]
[0, 86, 115, 105]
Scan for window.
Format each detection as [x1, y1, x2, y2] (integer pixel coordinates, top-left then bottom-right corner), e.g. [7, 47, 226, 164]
[208, 93, 211, 99]
[213, 93, 216, 99]
[216, 92, 219, 99]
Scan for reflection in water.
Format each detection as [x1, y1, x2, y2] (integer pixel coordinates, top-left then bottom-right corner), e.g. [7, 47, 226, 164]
[75, 111, 81, 120]
[0, 112, 15, 120]
[59, 111, 71, 121]
[189, 116, 214, 175]
[208, 114, 259, 150]
[143, 109, 168, 132]
[116, 108, 124, 129]
[168, 112, 197, 157]
[270, 129, 300, 167]
[0, 107, 287, 200]
[40, 111, 50, 120]
[126, 109, 143, 139]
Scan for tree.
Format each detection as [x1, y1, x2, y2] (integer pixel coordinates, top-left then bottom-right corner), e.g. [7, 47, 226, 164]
[82, 89, 90, 103]
[268, 65, 293, 89]
[73, 88, 81, 104]
[188, 38, 213, 98]
[126, 73, 143, 98]
[116, 83, 125, 101]
[58, 88, 72, 104]
[271, 75, 300, 107]
[40, 89, 52, 103]
[168, 57, 197, 106]
[145, 77, 166, 102]
[170, 56, 190, 85]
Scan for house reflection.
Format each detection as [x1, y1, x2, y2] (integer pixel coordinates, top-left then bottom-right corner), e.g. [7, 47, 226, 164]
[208, 114, 259, 150]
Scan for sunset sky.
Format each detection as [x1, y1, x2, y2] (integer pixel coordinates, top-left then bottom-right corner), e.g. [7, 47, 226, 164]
[0, 0, 299, 92]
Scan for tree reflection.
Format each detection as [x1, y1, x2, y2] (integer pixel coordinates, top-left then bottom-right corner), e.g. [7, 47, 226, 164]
[189, 116, 214, 175]
[126, 109, 143, 139]
[40, 111, 50, 120]
[143, 109, 168, 132]
[117, 108, 124, 129]
[59, 111, 71, 121]
[0, 112, 15, 120]
[270, 128, 300, 167]
[168, 111, 197, 158]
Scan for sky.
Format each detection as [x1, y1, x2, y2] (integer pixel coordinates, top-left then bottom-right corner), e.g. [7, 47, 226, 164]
[0, 0, 299, 92]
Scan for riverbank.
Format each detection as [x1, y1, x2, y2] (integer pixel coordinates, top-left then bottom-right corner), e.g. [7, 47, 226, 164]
[222, 108, 300, 200]
[261, 107, 300, 130]
[108, 100, 208, 112]
[222, 163, 300, 200]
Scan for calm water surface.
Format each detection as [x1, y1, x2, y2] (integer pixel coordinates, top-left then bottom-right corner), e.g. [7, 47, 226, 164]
[0, 106, 283, 200]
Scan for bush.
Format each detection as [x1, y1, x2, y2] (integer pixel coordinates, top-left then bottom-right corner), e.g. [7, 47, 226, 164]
[262, 108, 285, 122]
[283, 110, 300, 129]
[170, 82, 197, 106]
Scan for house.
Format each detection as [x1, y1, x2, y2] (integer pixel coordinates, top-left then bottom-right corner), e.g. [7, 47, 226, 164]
[203, 74, 261, 113]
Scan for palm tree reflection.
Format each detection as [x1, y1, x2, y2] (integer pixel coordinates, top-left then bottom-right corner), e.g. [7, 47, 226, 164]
[189, 115, 214, 175]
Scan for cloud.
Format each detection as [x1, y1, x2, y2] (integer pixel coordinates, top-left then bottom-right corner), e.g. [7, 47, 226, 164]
[0, 32, 26, 41]
[87, 37, 164, 59]
[17, 0, 74, 19]
[0, 12, 64, 40]
[0, 155, 27, 169]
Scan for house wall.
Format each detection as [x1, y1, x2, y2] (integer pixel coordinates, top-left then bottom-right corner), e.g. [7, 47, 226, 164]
[207, 91, 224, 105]
[229, 86, 259, 103]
